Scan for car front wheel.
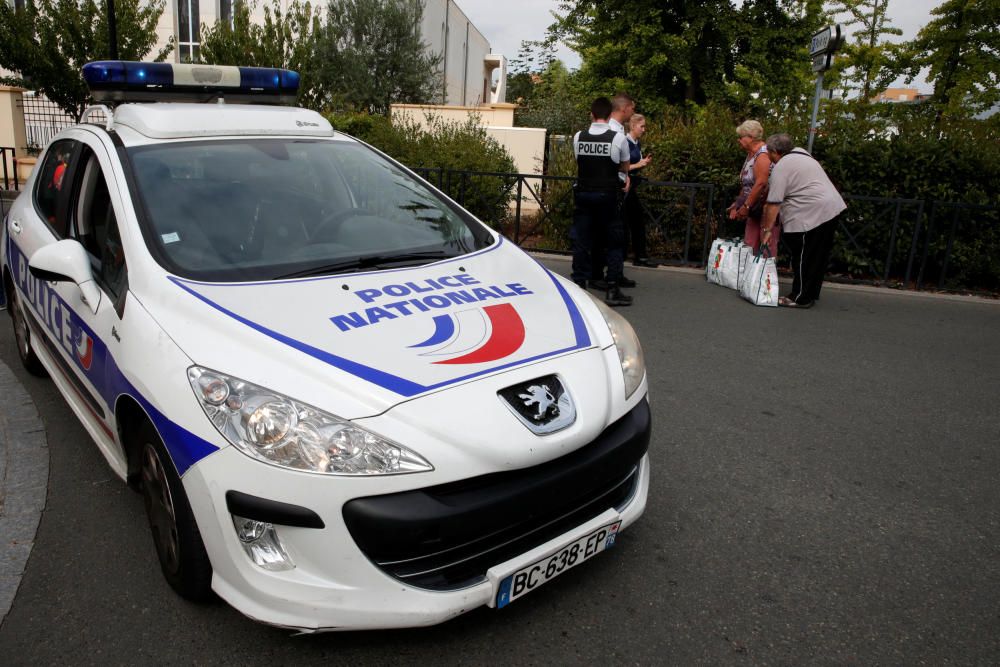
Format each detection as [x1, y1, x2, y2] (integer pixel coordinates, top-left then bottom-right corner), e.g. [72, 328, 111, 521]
[139, 420, 213, 601]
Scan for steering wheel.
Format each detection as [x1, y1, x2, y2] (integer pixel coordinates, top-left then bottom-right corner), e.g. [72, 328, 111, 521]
[310, 208, 374, 242]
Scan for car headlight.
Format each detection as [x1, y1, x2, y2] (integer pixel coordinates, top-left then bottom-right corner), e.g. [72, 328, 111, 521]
[188, 366, 433, 475]
[586, 293, 646, 398]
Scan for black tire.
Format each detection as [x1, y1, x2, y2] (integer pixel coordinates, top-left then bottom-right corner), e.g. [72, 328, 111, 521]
[138, 420, 214, 601]
[7, 280, 47, 377]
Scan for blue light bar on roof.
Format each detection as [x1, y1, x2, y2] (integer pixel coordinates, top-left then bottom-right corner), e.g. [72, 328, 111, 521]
[82, 61, 300, 105]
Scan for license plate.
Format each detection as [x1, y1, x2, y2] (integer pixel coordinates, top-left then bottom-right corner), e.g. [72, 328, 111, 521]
[494, 520, 622, 608]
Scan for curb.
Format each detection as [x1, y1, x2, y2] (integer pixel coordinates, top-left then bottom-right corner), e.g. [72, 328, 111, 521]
[532, 252, 1000, 306]
[0, 358, 49, 626]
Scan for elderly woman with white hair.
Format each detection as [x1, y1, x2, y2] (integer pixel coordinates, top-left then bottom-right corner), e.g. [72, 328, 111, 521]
[727, 119, 779, 255]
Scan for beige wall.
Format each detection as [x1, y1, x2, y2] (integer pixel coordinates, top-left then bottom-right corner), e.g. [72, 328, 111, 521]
[392, 102, 515, 128]
[873, 88, 920, 103]
[391, 102, 547, 213]
[484, 126, 546, 176]
[0, 86, 29, 186]
[390, 103, 544, 177]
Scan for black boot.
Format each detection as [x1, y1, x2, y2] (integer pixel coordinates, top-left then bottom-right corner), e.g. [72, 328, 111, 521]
[605, 283, 633, 306]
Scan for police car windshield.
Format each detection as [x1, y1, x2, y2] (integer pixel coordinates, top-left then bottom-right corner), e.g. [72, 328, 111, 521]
[126, 139, 493, 281]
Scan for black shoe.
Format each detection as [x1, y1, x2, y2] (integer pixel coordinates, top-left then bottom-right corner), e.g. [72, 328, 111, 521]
[618, 276, 637, 288]
[589, 279, 609, 291]
[605, 285, 633, 306]
[633, 258, 660, 268]
[574, 280, 588, 290]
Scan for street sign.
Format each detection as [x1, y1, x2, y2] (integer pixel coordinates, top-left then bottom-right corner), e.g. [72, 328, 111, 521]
[812, 53, 833, 73]
[810, 26, 832, 56]
[807, 24, 842, 152]
[810, 25, 843, 56]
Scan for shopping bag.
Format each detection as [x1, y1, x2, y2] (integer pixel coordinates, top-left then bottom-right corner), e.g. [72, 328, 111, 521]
[720, 243, 753, 290]
[706, 238, 742, 285]
[706, 238, 727, 283]
[734, 243, 755, 291]
[739, 249, 779, 307]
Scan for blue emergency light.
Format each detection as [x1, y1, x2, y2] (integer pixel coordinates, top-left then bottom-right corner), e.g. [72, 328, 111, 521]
[83, 61, 300, 105]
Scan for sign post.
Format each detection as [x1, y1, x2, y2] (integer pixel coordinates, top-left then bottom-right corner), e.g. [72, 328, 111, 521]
[807, 25, 843, 153]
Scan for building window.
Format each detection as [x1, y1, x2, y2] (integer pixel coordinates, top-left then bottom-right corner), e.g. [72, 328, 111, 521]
[177, 0, 200, 62]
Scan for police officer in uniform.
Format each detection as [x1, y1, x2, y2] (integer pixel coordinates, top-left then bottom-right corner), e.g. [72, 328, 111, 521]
[571, 97, 632, 306]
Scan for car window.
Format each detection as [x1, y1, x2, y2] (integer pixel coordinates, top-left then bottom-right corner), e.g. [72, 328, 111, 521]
[126, 139, 493, 281]
[33, 140, 77, 237]
[70, 148, 127, 299]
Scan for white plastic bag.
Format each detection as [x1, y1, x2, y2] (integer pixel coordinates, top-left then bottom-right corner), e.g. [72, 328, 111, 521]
[739, 253, 779, 307]
[720, 243, 753, 290]
[706, 238, 743, 286]
[706, 238, 727, 284]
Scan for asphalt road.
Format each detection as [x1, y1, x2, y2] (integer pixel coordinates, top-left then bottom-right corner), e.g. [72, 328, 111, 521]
[1, 259, 999, 665]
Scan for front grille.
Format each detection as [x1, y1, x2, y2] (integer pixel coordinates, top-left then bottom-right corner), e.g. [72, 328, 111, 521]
[342, 398, 651, 590]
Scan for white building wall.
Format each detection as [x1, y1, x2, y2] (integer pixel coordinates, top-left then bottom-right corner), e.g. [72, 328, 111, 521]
[420, 0, 499, 105]
[149, 0, 504, 105]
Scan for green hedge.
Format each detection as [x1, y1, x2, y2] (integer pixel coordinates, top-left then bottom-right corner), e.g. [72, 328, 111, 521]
[323, 111, 517, 227]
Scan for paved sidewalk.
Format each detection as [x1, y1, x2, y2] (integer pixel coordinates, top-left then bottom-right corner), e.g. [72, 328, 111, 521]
[0, 358, 48, 626]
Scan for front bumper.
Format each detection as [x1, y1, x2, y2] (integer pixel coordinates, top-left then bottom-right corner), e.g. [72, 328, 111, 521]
[183, 399, 651, 631]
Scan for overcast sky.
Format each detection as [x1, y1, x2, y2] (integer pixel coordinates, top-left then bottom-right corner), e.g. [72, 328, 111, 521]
[457, 0, 941, 92]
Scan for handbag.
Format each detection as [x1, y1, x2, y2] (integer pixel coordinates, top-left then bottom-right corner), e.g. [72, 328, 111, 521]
[733, 184, 769, 219]
[747, 184, 768, 218]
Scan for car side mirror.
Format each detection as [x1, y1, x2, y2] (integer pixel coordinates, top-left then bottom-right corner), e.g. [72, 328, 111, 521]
[28, 240, 102, 314]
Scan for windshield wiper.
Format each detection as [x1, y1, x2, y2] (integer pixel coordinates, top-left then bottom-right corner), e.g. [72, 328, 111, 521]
[273, 251, 454, 280]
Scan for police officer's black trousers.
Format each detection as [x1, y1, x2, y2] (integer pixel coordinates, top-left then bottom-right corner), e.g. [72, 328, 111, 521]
[623, 187, 648, 261]
[570, 190, 625, 286]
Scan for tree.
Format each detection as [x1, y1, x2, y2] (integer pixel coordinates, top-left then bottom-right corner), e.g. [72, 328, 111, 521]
[514, 60, 586, 136]
[900, 0, 1000, 122]
[551, 0, 739, 109]
[826, 0, 903, 103]
[0, 0, 172, 120]
[728, 0, 828, 116]
[199, 0, 323, 108]
[506, 39, 556, 105]
[313, 0, 442, 114]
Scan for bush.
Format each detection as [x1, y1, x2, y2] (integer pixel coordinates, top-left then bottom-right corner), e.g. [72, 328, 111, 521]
[324, 111, 517, 227]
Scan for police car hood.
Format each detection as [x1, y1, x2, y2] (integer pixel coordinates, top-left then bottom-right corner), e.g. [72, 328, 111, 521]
[147, 240, 604, 418]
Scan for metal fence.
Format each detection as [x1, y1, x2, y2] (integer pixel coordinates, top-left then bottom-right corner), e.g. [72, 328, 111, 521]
[1, 146, 19, 191]
[411, 167, 998, 294]
[21, 91, 76, 151]
[915, 201, 1000, 292]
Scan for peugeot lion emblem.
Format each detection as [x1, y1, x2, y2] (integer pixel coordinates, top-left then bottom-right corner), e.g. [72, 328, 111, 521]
[498, 375, 576, 435]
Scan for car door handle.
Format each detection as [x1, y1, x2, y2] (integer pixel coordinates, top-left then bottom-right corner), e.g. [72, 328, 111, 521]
[9, 219, 21, 234]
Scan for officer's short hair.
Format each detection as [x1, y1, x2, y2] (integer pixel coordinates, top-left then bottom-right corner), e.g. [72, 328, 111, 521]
[612, 93, 635, 112]
[765, 133, 794, 156]
[590, 97, 613, 120]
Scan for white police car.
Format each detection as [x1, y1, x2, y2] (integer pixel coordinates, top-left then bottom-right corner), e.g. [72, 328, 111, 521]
[0, 62, 650, 631]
